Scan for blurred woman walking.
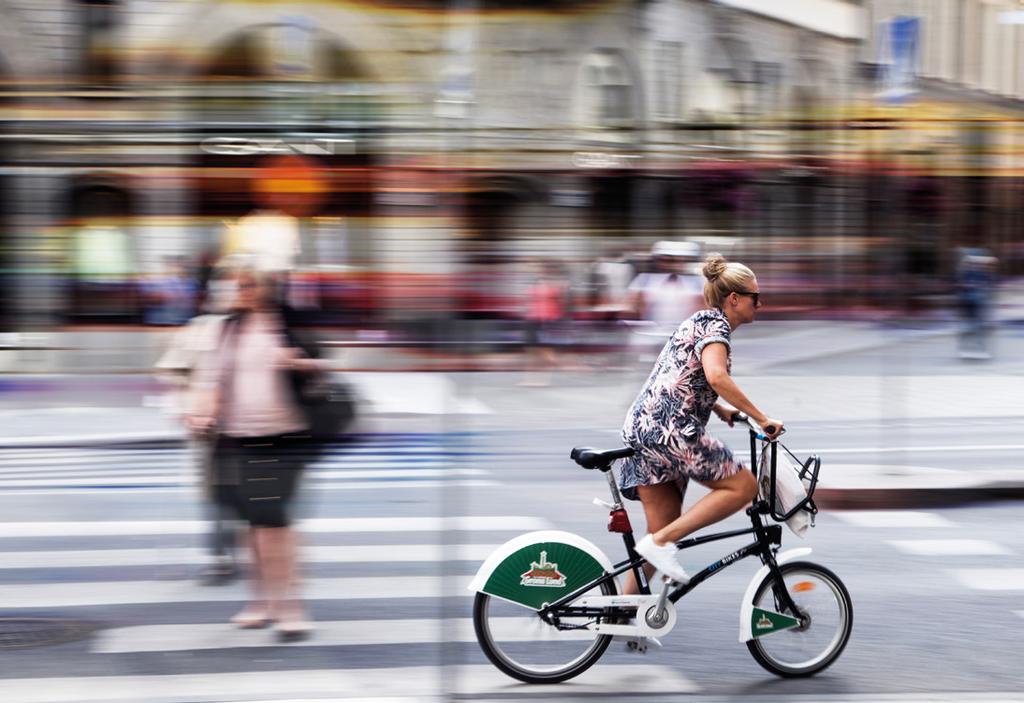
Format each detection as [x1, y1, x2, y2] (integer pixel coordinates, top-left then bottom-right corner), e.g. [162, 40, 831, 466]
[188, 262, 324, 641]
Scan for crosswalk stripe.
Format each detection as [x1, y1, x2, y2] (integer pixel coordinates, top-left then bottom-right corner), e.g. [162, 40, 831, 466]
[0, 446, 458, 461]
[0, 575, 467, 607]
[0, 665, 698, 703]
[951, 569, 1024, 590]
[0, 467, 482, 487]
[0, 466, 192, 478]
[0, 543, 500, 569]
[0, 516, 551, 538]
[0, 449, 181, 461]
[832, 511, 955, 528]
[0, 454, 460, 470]
[0, 456, 458, 470]
[0, 479, 499, 496]
[886, 539, 1012, 556]
[0, 456, 187, 469]
[93, 617, 600, 653]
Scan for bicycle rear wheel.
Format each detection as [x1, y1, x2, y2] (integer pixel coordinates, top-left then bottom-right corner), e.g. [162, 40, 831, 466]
[473, 576, 616, 684]
[746, 561, 852, 677]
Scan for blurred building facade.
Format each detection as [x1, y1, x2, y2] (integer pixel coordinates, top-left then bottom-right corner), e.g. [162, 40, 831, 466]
[4, 0, 1012, 330]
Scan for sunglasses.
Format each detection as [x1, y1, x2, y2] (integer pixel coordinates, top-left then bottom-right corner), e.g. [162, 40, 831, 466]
[733, 290, 761, 306]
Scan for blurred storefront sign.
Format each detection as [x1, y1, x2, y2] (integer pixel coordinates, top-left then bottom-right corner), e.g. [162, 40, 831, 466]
[572, 152, 640, 169]
[199, 136, 354, 156]
[197, 135, 372, 218]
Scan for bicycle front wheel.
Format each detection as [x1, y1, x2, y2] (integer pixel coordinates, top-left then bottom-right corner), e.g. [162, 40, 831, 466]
[746, 561, 853, 677]
[473, 576, 617, 684]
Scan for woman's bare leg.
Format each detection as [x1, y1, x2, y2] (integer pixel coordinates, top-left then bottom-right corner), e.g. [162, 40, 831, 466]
[651, 470, 757, 545]
[231, 526, 268, 624]
[622, 482, 683, 595]
[256, 527, 296, 619]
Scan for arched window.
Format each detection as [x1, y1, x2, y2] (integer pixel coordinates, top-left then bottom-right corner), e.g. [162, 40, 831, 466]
[578, 50, 636, 128]
[67, 180, 138, 322]
[199, 22, 366, 125]
[691, 34, 749, 122]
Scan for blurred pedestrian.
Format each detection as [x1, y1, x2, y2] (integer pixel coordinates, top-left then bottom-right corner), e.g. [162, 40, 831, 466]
[521, 260, 570, 387]
[142, 256, 197, 326]
[155, 262, 240, 585]
[626, 241, 704, 361]
[620, 253, 783, 588]
[188, 262, 324, 641]
[955, 245, 998, 360]
[592, 250, 635, 318]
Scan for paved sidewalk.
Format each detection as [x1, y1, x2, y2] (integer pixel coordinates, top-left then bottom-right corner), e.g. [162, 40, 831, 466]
[2, 275, 1023, 376]
[2, 277, 1023, 509]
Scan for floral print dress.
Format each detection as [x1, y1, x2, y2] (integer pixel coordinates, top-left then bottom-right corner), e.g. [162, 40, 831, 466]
[619, 308, 745, 501]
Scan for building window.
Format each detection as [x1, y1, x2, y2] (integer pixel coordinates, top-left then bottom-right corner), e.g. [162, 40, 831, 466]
[580, 50, 635, 128]
[79, 0, 120, 82]
[753, 62, 782, 118]
[653, 41, 683, 122]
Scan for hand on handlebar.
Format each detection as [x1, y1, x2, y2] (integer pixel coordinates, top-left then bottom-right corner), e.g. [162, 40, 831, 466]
[730, 412, 785, 440]
[759, 417, 785, 441]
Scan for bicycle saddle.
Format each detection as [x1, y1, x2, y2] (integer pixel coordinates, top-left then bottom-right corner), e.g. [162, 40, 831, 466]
[570, 446, 634, 470]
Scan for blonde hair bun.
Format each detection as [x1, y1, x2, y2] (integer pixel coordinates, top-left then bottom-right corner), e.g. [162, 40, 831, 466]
[702, 253, 728, 282]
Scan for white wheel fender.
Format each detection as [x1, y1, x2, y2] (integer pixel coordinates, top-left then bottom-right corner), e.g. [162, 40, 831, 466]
[467, 530, 618, 610]
[738, 548, 812, 642]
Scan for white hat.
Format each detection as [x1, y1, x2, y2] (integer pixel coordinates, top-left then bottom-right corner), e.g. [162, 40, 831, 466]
[651, 240, 700, 258]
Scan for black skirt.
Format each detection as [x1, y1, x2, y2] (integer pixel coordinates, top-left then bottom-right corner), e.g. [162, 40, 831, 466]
[214, 433, 309, 528]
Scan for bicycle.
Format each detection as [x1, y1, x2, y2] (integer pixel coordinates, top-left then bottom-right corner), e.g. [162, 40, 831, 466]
[468, 413, 852, 683]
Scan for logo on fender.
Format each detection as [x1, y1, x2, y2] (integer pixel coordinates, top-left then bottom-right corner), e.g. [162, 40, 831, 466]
[520, 550, 567, 587]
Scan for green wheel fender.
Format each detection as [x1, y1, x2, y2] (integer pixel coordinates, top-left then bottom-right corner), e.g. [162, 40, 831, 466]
[467, 530, 617, 610]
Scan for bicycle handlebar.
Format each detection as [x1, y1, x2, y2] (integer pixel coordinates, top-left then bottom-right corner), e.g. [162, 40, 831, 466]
[731, 411, 780, 438]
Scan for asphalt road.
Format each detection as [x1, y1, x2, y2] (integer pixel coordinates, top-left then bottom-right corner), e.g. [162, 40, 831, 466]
[2, 319, 1023, 701]
[0, 418, 1022, 702]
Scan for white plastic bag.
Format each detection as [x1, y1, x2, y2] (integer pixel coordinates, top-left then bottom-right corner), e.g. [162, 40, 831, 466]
[758, 445, 811, 538]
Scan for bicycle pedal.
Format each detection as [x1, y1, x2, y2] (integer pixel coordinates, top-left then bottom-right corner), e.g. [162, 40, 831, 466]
[624, 637, 647, 654]
[623, 636, 662, 654]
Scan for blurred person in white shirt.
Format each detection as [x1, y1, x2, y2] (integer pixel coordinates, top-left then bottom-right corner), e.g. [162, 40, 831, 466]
[155, 261, 239, 585]
[627, 241, 705, 359]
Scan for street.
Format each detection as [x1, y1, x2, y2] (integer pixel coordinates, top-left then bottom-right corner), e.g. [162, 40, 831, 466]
[1, 321, 1023, 701]
[1, 407, 1023, 701]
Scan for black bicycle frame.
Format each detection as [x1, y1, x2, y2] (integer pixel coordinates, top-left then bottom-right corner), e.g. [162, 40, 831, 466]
[541, 430, 805, 624]
[539, 508, 800, 623]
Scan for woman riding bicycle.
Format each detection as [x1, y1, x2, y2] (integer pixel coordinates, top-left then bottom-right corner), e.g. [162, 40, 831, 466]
[622, 253, 784, 588]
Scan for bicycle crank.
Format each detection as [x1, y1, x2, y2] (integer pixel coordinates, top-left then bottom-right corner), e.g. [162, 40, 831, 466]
[577, 594, 679, 638]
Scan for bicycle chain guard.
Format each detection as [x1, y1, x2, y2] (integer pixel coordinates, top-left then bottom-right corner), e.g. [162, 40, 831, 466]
[577, 594, 679, 638]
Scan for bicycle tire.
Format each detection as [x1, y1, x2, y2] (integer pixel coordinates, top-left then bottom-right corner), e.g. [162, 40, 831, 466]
[473, 576, 617, 684]
[746, 561, 853, 678]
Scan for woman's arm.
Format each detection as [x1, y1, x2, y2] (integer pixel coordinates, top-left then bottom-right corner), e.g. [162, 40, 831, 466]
[701, 342, 784, 438]
[185, 346, 220, 434]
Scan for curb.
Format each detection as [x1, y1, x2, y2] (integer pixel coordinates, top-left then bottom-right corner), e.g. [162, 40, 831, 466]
[816, 484, 1024, 510]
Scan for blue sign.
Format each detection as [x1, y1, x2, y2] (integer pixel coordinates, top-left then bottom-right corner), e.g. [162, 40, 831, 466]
[878, 16, 919, 103]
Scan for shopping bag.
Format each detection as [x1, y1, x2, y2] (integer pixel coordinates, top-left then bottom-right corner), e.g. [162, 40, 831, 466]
[758, 445, 812, 538]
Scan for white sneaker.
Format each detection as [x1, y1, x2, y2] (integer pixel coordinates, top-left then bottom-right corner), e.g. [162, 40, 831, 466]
[635, 534, 690, 584]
